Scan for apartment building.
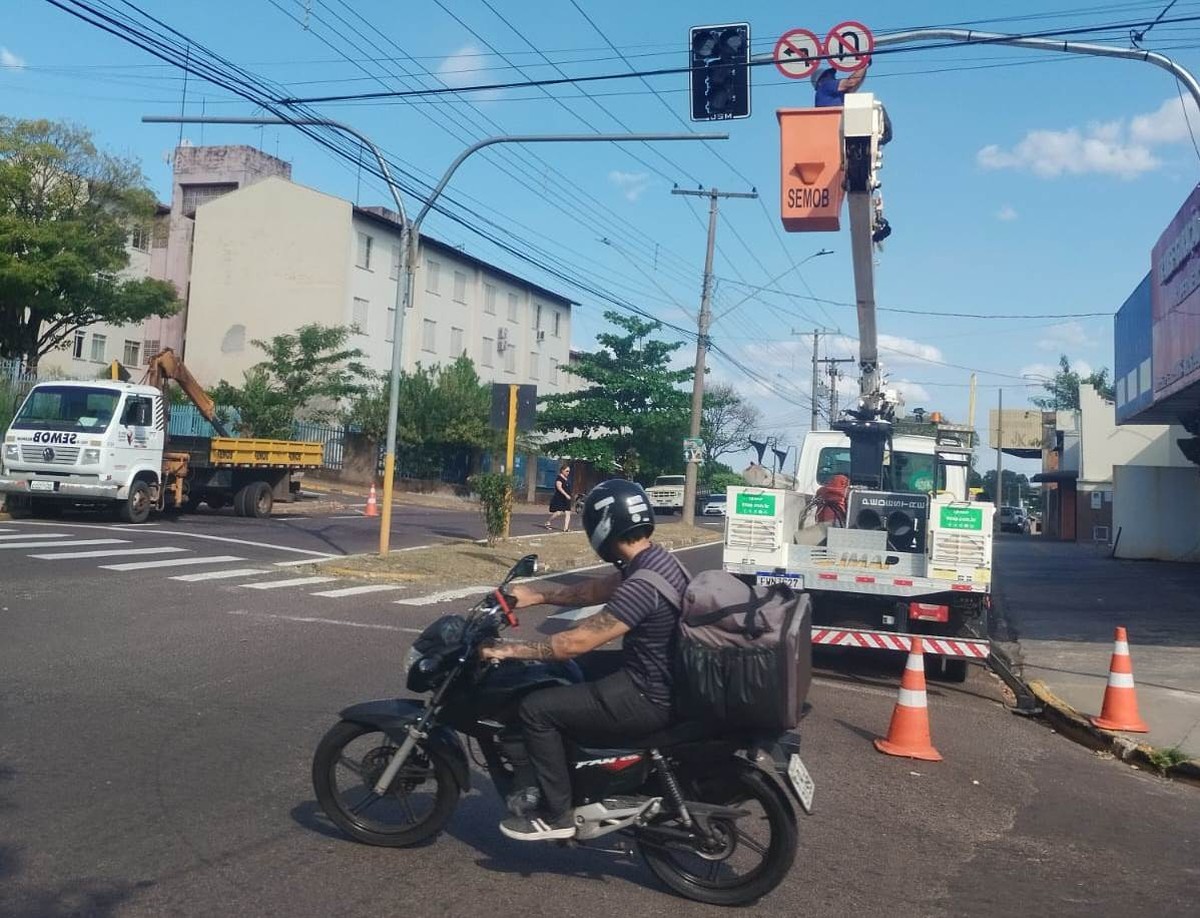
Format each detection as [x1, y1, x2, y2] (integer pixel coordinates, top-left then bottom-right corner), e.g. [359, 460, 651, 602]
[182, 176, 575, 390]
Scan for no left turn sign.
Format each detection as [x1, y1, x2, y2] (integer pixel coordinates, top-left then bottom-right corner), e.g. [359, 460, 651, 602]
[825, 20, 874, 72]
[773, 28, 821, 79]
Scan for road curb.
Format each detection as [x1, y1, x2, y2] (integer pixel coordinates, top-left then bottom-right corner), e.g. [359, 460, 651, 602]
[1027, 679, 1200, 788]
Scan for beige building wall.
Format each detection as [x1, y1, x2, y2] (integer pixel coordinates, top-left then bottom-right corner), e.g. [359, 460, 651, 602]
[184, 177, 352, 387]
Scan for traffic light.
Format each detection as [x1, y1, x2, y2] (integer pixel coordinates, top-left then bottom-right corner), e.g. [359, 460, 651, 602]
[689, 23, 751, 122]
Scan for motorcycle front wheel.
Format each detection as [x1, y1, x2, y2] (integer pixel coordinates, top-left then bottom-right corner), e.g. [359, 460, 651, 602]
[638, 762, 798, 906]
[312, 720, 460, 848]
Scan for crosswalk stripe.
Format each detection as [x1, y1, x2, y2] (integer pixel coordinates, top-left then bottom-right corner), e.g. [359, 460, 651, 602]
[0, 539, 127, 551]
[169, 568, 268, 582]
[100, 555, 245, 572]
[310, 583, 406, 598]
[29, 546, 187, 560]
[242, 576, 339, 590]
[0, 533, 73, 541]
[394, 585, 491, 606]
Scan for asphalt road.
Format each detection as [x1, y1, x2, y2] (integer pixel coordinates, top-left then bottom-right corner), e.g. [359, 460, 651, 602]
[2, 515, 1199, 917]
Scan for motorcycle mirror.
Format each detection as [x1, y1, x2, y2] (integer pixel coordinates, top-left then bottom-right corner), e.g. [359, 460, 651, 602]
[508, 554, 538, 581]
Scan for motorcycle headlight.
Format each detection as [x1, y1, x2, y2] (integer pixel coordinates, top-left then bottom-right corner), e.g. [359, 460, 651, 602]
[81, 448, 102, 465]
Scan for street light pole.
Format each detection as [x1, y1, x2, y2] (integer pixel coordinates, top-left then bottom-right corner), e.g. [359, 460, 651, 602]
[142, 117, 727, 552]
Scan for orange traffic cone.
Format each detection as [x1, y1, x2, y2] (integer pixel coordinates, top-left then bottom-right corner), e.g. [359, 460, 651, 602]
[874, 637, 943, 762]
[365, 482, 379, 518]
[1089, 626, 1148, 733]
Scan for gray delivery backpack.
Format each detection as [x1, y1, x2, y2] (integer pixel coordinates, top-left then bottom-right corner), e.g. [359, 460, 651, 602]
[629, 562, 813, 732]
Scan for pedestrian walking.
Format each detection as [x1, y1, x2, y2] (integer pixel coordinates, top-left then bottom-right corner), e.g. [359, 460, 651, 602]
[544, 462, 573, 532]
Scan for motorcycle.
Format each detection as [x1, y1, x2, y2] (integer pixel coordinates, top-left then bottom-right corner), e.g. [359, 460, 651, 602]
[311, 554, 815, 906]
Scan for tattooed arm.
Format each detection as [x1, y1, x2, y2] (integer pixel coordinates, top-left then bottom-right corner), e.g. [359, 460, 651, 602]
[509, 570, 620, 609]
[480, 610, 630, 662]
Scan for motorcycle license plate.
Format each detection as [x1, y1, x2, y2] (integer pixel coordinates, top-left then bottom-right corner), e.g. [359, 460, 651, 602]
[787, 753, 815, 813]
[29, 480, 55, 492]
[756, 573, 802, 589]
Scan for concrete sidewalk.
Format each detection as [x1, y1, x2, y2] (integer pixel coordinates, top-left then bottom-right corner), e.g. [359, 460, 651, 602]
[994, 534, 1200, 759]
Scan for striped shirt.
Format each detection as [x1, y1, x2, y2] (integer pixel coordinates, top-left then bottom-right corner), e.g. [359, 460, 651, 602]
[606, 544, 689, 707]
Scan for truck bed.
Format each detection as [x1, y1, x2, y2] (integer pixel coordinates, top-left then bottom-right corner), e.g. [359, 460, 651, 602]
[168, 436, 324, 470]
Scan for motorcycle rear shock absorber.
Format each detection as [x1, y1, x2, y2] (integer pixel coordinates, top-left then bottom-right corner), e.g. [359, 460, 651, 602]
[650, 749, 693, 828]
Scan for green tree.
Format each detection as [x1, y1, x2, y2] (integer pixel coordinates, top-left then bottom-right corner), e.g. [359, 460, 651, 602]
[537, 310, 693, 482]
[0, 117, 179, 368]
[212, 324, 371, 438]
[982, 469, 1034, 507]
[1030, 354, 1116, 410]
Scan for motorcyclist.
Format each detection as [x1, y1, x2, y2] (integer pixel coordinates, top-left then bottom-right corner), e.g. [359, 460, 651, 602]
[480, 479, 689, 841]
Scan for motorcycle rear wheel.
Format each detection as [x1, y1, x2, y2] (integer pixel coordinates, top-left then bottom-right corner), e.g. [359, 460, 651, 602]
[312, 720, 460, 848]
[638, 763, 797, 906]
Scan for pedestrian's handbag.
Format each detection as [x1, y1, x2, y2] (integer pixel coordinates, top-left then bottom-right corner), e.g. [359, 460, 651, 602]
[629, 567, 812, 731]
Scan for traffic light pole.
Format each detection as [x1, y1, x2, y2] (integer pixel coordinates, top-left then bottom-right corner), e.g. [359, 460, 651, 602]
[672, 186, 757, 527]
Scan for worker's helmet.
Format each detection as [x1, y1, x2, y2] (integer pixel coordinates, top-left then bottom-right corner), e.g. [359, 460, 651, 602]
[810, 66, 834, 88]
[581, 479, 655, 563]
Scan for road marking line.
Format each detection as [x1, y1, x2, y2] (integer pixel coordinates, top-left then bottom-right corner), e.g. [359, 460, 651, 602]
[169, 568, 269, 582]
[29, 546, 187, 560]
[311, 583, 406, 598]
[242, 576, 339, 590]
[273, 558, 325, 567]
[395, 585, 491, 606]
[330, 514, 363, 519]
[0, 533, 74, 540]
[101, 555, 245, 571]
[226, 609, 422, 633]
[0, 539, 127, 551]
[547, 604, 604, 622]
[0, 520, 337, 556]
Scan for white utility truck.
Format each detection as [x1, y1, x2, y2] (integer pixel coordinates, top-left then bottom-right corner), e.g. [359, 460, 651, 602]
[723, 93, 995, 681]
[646, 474, 687, 515]
[1, 350, 323, 523]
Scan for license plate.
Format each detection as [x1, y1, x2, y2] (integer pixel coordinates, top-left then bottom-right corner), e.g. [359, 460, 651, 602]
[29, 480, 55, 492]
[787, 753, 815, 813]
[756, 573, 802, 589]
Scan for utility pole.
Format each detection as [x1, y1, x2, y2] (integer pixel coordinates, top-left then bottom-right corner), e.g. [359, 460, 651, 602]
[672, 185, 757, 527]
[995, 388, 1004, 510]
[816, 355, 854, 426]
[810, 330, 821, 433]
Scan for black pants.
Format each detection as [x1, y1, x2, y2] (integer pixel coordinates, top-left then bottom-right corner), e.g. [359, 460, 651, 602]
[518, 669, 670, 817]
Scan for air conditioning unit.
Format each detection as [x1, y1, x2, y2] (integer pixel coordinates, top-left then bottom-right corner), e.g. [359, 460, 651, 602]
[497, 327, 508, 351]
[536, 330, 546, 342]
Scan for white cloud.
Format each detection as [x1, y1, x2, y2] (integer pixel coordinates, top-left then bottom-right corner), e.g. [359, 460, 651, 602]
[607, 170, 651, 202]
[996, 204, 1018, 222]
[826, 333, 942, 369]
[1020, 358, 1093, 382]
[0, 47, 25, 69]
[1036, 321, 1094, 352]
[892, 379, 932, 405]
[1131, 95, 1200, 144]
[437, 44, 500, 99]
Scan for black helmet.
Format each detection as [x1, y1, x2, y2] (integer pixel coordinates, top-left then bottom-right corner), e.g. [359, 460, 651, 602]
[582, 479, 655, 563]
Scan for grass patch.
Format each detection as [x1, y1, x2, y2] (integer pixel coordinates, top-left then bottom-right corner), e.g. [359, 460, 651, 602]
[1145, 745, 1191, 774]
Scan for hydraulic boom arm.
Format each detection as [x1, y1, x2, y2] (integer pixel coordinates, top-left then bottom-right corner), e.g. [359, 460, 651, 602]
[143, 348, 230, 437]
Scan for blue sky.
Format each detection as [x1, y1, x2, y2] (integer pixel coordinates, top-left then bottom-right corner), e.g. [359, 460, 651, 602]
[5, 1, 1200, 474]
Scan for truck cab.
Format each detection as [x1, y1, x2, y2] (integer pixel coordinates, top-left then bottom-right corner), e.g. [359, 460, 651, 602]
[2, 380, 167, 520]
[646, 474, 687, 515]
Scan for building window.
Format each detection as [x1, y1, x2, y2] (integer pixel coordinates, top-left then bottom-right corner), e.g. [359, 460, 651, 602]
[353, 297, 369, 332]
[422, 318, 437, 353]
[356, 232, 373, 270]
[89, 333, 107, 363]
[425, 258, 440, 294]
[507, 292, 519, 322]
[386, 305, 395, 343]
[181, 182, 236, 216]
[504, 346, 516, 374]
[529, 352, 539, 380]
[453, 271, 467, 304]
[123, 340, 141, 366]
[450, 326, 464, 356]
[484, 284, 496, 315]
[72, 331, 85, 359]
[130, 224, 150, 252]
[553, 310, 561, 338]
[534, 303, 542, 330]
[550, 357, 559, 385]
[390, 243, 402, 280]
[481, 337, 494, 368]
[142, 339, 160, 360]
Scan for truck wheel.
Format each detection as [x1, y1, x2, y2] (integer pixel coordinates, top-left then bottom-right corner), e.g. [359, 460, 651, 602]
[237, 481, 273, 519]
[119, 480, 153, 524]
[5, 495, 33, 519]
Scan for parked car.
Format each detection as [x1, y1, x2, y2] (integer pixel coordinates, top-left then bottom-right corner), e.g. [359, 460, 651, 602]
[998, 506, 1029, 534]
[702, 493, 728, 516]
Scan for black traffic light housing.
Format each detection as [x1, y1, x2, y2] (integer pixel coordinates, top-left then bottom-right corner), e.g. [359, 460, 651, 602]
[690, 23, 751, 122]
